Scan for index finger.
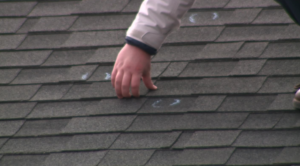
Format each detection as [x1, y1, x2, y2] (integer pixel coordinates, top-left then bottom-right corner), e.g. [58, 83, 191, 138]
[131, 74, 141, 97]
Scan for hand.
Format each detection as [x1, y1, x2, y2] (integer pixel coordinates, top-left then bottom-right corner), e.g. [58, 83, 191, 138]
[111, 44, 157, 98]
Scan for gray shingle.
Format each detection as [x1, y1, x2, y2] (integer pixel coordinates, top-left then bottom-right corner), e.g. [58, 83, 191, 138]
[217, 26, 287, 42]
[225, 0, 279, 8]
[122, 0, 142, 12]
[111, 132, 180, 149]
[281, 24, 300, 40]
[181, 11, 234, 26]
[146, 148, 234, 166]
[274, 113, 300, 129]
[229, 60, 266, 75]
[18, 34, 70, 49]
[0, 51, 51, 67]
[253, 9, 293, 24]
[29, 1, 79, 16]
[218, 95, 276, 111]
[15, 119, 70, 136]
[161, 62, 188, 77]
[0, 155, 48, 166]
[189, 95, 226, 112]
[70, 15, 135, 31]
[43, 151, 106, 166]
[99, 150, 154, 166]
[153, 45, 204, 61]
[173, 130, 240, 148]
[88, 66, 113, 81]
[197, 42, 243, 59]
[258, 77, 300, 93]
[0, 136, 72, 153]
[259, 60, 300, 75]
[64, 65, 98, 81]
[31, 84, 72, 101]
[0, 85, 40, 101]
[66, 133, 119, 150]
[0, 18, 26, 33]
[240, 113, 282, 129]
[226, 9, 261, 24]
[0, 120, 24, 136]
[17, 18, 39, 33]
[74, 0, 129, 14]
[191, 0, 229, 9]
[151, 62, 169, 77]
[180, 61, 237, 77]
[42, 49, 95, 66]
[0, 69, 20, 84]
[165, 27, 224, 43]
[87, 47, 120, 63]
[0, 138, 7, 147]
[63, 31, 125, 48]
[268, 94, 295, 110]
[0, 35, 26, 50]
[0, 102, 36, 120]
[235, 42, 268, 58]
[62, 84, 91, 99]
[233, 130, 300, 147]
[227, 148, 283, 165]
[62, 116, 136, 133]
[260, 42, 300, 58]
[81, 82, 117, 98]
[194, 77, 266, 94]
[0, 2, 36, 16]
[274, 147, 300, 164]
[138, 97, 195, 114]
[30, 16, 77, 32]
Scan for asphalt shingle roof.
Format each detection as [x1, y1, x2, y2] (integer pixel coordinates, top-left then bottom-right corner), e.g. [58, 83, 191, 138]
[0, 0, 299, 165]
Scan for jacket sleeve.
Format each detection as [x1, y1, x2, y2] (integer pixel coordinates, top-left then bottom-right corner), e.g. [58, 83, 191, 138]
[125, 0, 195, 55]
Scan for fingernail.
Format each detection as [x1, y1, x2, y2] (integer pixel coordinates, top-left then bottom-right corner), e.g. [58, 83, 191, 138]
[154, 85, 157, 89]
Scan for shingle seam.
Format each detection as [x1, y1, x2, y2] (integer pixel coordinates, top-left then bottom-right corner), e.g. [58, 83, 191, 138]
[271, 113, 286, 129]
[156, 62, 171, 79]
[39, 50, 53, 66]
[143, 149, 158, 166]
[120, 0, 133, 12]
[250, 7, 264, 24]
[258, 42, 270, 58]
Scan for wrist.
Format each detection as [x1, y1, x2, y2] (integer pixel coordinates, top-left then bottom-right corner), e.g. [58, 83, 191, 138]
[125, 36, 157, 55]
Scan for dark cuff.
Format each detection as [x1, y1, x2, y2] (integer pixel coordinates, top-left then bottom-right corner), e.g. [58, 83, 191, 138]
[125, 36, 157, 55]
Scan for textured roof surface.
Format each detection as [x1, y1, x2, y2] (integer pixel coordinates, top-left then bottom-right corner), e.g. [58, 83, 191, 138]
[0, 0, 300, 165]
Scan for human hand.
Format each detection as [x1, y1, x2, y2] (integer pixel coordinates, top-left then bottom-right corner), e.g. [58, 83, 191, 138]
[111, 44, 157, 98]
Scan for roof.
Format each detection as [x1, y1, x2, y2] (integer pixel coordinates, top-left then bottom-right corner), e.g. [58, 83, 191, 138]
[0, 0, 300, 165]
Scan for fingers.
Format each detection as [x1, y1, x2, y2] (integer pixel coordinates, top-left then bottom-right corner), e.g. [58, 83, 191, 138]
[114, 71, 124, 99]
[142, 71, 157, 90]
[111, 68, 117, 88]
[131, 74, 141, 97]
[122, 73, 131, 98]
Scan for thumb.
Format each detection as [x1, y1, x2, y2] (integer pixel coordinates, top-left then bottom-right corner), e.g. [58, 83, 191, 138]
[142, 71, 157, 90]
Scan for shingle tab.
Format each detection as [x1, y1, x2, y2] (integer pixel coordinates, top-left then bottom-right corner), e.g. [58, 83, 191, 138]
[17, 18, 39, 33]
[189, 95, 226, 112]
[0, 120, 24, 136]
[153, 45, 204, 61]
[240, 113, 282, 129]
[31, 84, 72, 101]
[259, 77, 300, 93]
[197, 42, 243, 59]
[226, 9, 261, 24]
[225, 0, 279, 8]
[0, 85, 40, 101]
[29, 1, 79, 16]
[66, 133, 119, 150]
[71, 15, 135, 31]
[62, 116, 136, 133]
[42, 50, 95, 66]
[43, 151, 106, 166]
[274, 147, 300, 164]
[173, 130, 240, 148]
[0, 102, 36, 120]
[0, 18, 26, 33]
[30, 16, 77, 32]
[191, 0, 229, 9]
[194, 77, 266, 94]
[0, 138, 7, 147]
[235, 42, 268, 58]
[74, 0, 129, 14]
[229, 60, 266, 75]
[0, 35, 26, 50]
[87, 47, 120, 63]
[260, 42, 300, 58]
[0, 155, 48, 166]
[111, 132, 180, 149]
[18, 34, 70, 49]
[218, 95, 276, 111]
[15, 119, 70, 136]
[233, 130, 300, 147]
[99, 150, 154, 166]
[0, 136, 72, 153]
[161, 62, 188, 77]
[165, 27, 224, 43]
[0, 69, 20, 84]
[217, 26, 287, 42]
[227, 148, 283, 165]
[88, 66, 113, 81]
[253, 9, 293, 24]
[81, 82, 117, 98]
[274, 113, 300, 129]
[268, 94, 295, 110]
[0, 51, 51, 67]
[150, 62, 169, 77]
[259, 60, 300, 75]
[0, 2, 36, 16]
[146, 148, 234, 166]
[62, 84, 91, 100]
[122, 0, 143, 12]
[63, 31, 125, 48]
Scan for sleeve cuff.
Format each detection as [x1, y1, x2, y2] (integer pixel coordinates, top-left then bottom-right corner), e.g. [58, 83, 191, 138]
[125, 36, 157, 55]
